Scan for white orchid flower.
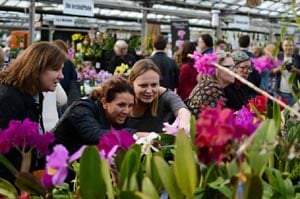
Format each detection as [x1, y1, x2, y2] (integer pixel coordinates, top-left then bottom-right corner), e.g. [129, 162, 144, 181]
[134, 132, 161, 154]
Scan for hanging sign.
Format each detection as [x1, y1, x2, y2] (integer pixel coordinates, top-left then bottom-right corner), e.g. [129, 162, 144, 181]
[53, 16, 75, 26]
[63, 0, 94, 17]
[233, 15, 250, 29]
[171, 20, 189, 51]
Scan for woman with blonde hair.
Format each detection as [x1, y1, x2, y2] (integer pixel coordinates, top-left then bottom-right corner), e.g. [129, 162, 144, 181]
[127, 59, 191, 133]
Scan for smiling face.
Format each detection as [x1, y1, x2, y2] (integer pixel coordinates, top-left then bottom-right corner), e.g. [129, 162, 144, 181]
[132, 70, 160, 104]
[39, 66, 64, 92]
[234, 60, 252, 79]
[217, 57, 235, 87]
[102, 92, 134, 125]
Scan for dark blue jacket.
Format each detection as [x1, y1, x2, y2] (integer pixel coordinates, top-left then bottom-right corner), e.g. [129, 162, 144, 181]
[150, 52, 179, 90]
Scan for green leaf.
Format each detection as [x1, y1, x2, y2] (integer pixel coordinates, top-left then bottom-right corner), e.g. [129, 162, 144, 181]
[0, 154, 18, 177]
[174, 130, 197, 198]
[79, 146, 106, 199]
[119, 146, 141, 190]
[15, 172, 46, 196]
[243, 175, 263, 199]
[272, 102, 281, 131]
[140, 176, 160, 199]
[0, 178, 18, 199]
[153, 156, 183, 199]
[265, 168, 294, 199]
[247, 119, 278, 176]
[145, 152, 163, 192]
[208, 177, 232, 198]
[190, 115, 196, 143]
[226, 161, 239, 178]
[100, 159, 114, 199]
[119, 191, 140, 199]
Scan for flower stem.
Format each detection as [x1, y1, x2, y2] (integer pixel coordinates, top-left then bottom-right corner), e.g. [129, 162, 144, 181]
[213, 63, 300, 118]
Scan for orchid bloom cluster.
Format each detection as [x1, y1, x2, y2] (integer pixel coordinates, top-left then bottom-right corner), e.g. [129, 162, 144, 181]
[163, 117, 190, 137]
[193, 51, 218, 76]
[251, 56, 282, 74]
[0, 118, 54, 155]
[42, 129, 135, 188]
[194, 101, 259, 165]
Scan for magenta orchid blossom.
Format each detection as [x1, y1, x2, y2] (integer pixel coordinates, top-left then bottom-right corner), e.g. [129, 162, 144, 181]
[194, 101, 258, 165]
[193, 51, 218, 76]
[0, 118, 54, 154]
[251, 56, 282, 74]
[97, 129, 135, 155]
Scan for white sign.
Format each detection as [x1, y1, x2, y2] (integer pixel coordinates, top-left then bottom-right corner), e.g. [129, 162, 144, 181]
[230, 15, 250, 29]
[63, 0, 94, 17]
[53, 16, 75, 26]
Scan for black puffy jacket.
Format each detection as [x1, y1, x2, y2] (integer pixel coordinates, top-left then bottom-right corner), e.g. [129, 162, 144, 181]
[54, 97, 134, 154]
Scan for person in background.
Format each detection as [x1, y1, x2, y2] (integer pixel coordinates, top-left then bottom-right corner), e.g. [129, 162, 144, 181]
[3, 35, 11, 68]
[186, 50, 235, 116]
[54, 76, 135, 154]
[127, 59, 191, 133]
[0, 47, 4, 71]
[253, 47, 264, 58]
[0, 41, 66, 183]
[52, 40, 80, 108]
[42, 83, 67, 132]
[107, 40, 136, 74]
[150, 34, 179, 91]
[223, 50, 253, 111]
[177, 40, 198, 100]
[271, 38, 300, 105]
[215, 39, 227, 52]
[197, 33, 214, 54]
[238, 34, 261, 98]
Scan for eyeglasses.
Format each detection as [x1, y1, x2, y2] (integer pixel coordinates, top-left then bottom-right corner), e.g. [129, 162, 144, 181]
[237, 65, 253, 73]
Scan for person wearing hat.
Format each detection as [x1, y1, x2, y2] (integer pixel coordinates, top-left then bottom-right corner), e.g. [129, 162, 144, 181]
[223, 50, 253, 111]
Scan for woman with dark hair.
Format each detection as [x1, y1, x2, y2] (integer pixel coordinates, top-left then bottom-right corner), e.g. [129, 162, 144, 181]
[177, 40, 198, 100]
[54, 76, 135, 154]
[0, 41, 66, 182]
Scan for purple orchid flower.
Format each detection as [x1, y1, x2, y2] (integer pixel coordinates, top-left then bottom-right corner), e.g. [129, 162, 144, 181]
[42, 145, 69, 188]
[251, 56, 282, 74]
[193, 51, 218, 75]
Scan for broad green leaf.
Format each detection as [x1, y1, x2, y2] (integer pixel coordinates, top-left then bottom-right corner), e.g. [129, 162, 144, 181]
[272, 101, 281, 131]
[15, 172, 46, 196]
[226, 161, 239, 178]
[135, 192, 156, 199]
[119, 146, 141, 190]
[208, 177, 232, 198]
[145, 152, 163, 192]
[0, 154, 18, 176]
[174, 130, 197, 198]
[190, 115, 196, 143]
[80, 146, 106, 199]
[119, 191, 140, 199]
[0, 178, 18, 199]
[153, 156, 184, 199]
[247, 119, 277, 176]
[100, 159, 114, 199]
[141, 176, 160, 199]
[243, 175, 263, 199]
[265, 168, 294, 199]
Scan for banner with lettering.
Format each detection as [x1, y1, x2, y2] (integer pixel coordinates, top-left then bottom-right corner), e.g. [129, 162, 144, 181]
[63, 0, 94, 17]
[171, 20, 189, 51]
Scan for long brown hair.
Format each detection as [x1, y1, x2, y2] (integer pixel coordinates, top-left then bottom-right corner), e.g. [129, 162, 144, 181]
[0, 41, 66, 95]
[129, 59, 161, 116]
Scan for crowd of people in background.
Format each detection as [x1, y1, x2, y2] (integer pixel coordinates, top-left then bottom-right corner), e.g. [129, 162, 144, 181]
[0, 31, 300, 183]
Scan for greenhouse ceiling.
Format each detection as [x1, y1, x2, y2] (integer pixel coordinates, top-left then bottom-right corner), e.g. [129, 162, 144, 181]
[0, 0, 299, 30]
